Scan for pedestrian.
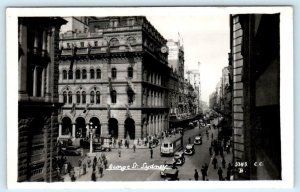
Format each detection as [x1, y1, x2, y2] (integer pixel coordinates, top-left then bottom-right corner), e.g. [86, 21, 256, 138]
[118, 140, 121, 148]
[212, 156, 218, 169]
[98, 162, 104, 178]
[83, 162, 87, 175]
[118, 149, 121, 157]
[209, 146, 212, 156]
[93, 156, 97, 164]
[133, 144, 136, 152]
[91, 170, 97, 181]
[204, 163, 208, 176]
[70, 169, 76, 182]
[222, 157, 226, 169]
[217, 167, 223, 181]
[67, 162, 72, 173]
[220, 146, 224, 157]
[211, 133, 214, 140]
[150, 147, 153, 159]
[194, 169, 199, 181]
[87, 157, 91, 168]
[188, 137, 191, 144]
[226, 145, 230, 154]
[226, 163, 232, 180]
[104, 158, 108, 169]
[201, 166, 206, 181]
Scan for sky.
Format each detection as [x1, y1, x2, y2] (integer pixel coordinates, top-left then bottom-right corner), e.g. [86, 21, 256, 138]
[145, 11, 230, 103]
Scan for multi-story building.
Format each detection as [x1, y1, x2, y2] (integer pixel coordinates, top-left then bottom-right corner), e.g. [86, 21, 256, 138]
[230, 14, 281, 179]
[167, 39, 185, 116]
[58, 16, 170, 143]
[186, 68, 201, 114]
[18, 17, 67, 182]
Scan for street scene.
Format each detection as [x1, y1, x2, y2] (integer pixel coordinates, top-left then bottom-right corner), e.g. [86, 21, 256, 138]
[61, 123, 233, 181]
[15, 7, 285, 183]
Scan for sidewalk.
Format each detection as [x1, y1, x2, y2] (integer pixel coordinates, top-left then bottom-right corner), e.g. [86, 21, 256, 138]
[205, 127, 233, 181]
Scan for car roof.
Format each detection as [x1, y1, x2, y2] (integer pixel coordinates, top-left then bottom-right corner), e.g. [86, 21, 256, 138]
[195, 136, 201, 139]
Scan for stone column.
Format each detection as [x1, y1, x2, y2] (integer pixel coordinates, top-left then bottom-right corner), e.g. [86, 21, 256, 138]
[33, 66, 37, 97]
[41, 68, 45, 97]
[42, 30, 47, 53]
[72, 124, 76, 138]
[33, 29, 39, 52]
[158, 115, 161, 134]
[58, 124, 62, 137]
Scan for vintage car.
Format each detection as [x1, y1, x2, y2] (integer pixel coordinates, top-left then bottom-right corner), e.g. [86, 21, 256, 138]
[194, 136, 202, 145]
[184, 144, 195, 155]
[174, 151, 185, 165]
[60, 146, 81, 156]
[160, 160, 178, 179]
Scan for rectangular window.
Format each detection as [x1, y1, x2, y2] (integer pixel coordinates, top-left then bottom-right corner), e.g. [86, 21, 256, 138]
[80, 42, 84, 48]
[94, 41, 98, 47]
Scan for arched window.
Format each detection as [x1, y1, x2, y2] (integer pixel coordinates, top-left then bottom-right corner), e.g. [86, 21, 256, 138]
[109, 38, 119, 46]
[68, 70, 73, 79]
[111, 68, 117, 79]
[63, 91, 67, 104]
[76, 69, 81, 79]
[82, 69, 87, 79]
[111, 90, 117, 104]
[90, 91, 95, 104]
[128, 90, 134, 104]
[82, 91, 86, 104]
[63, 70, 67, 80]
[96, 91, 100, 104]
[68, 91, 72, 104]
[128, 67, 133, 78]
[90, 69, 95, 79]
[96, 69, 101, 79]
[76, 91, 80, 104]
[127, 37, 136, 45]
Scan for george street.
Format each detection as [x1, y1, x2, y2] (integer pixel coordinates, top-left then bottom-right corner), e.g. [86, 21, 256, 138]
[62, 124, 232, 181]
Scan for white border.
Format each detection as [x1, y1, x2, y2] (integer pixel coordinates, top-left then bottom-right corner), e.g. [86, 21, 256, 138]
[6, 7, 294, 189]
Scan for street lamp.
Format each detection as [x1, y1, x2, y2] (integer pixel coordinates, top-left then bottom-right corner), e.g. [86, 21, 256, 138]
[86, 122, 97, 157]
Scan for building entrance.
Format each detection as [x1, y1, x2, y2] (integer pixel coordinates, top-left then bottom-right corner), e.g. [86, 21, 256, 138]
[108, 118, 118, 138]
[124, 118, 135, 139]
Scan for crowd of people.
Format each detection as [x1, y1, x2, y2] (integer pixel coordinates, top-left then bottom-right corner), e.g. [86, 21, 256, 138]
[194, 125, 235, 181]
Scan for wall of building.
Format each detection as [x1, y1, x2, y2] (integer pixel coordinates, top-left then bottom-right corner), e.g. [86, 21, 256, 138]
[232, 15, 245, 163]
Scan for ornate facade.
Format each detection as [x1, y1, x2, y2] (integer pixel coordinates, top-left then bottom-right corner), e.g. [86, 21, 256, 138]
[58, 16, 170, 143]
[18, 17, 67, 182]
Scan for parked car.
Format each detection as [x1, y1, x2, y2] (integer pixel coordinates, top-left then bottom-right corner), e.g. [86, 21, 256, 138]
[60, 146, 81, 156]
[194, 136, 202, 145]
[184, 144, 195, 155]
[174, 151, 185, 165]
[160, 160, 178, 179]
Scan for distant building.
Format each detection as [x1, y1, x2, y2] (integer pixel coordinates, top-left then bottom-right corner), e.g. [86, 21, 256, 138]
[58, 16, 170, 143]
[167, 39, 185, 116]
[186, 68, 201, 113]
[18, 17, 67, 182]
[230, 14, 281, 179]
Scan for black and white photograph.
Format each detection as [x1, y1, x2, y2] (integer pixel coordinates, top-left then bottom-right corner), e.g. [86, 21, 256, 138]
[7, 7, 293, 189]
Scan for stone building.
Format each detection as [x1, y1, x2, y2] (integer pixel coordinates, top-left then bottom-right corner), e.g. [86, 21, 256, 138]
[18, 17, 67, 182]
[58, 16, 170, 143]
[230, 14, 281, 179]
[167, 39, 185, 117]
